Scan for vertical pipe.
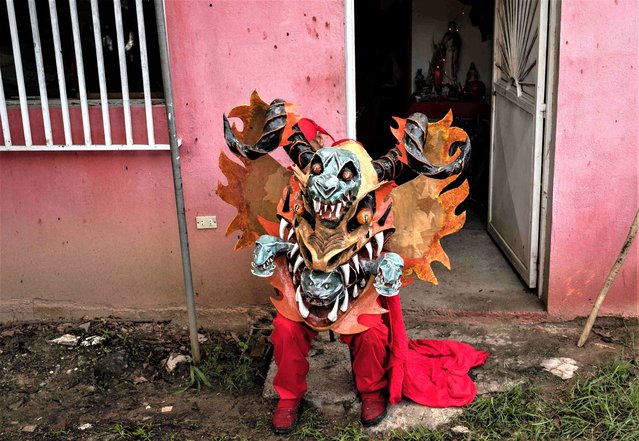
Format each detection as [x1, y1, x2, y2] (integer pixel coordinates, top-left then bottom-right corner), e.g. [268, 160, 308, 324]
[90, 0, 112, 146]
[0, 68, 12, 146]
[48, 0, 72, 145]
[114, 0, 133, 145]
[344, 0, 356, 138]
[69, 0, 92, 145]
[6, 0, 32, 146]
[154, 0, 200, 364]
[135, 0, 155, 147]
[28, 0, 53, 146]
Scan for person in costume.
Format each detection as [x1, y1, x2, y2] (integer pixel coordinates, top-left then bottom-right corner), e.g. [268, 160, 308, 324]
[220, 92, 488, 433]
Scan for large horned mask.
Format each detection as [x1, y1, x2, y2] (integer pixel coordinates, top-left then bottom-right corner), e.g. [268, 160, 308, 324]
[220, 92, 471, 333]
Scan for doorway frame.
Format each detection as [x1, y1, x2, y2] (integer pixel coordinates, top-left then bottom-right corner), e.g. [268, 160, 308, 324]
[344, 0, 560, 301]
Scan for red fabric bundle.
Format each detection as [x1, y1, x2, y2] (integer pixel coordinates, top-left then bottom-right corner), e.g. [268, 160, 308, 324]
[382, 296, 489, 407]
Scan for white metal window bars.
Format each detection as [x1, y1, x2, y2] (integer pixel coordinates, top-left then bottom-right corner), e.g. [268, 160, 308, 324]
[0, 0, 169, 151]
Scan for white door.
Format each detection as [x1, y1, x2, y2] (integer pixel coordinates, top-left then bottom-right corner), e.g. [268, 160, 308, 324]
[488, 0, 549, 288]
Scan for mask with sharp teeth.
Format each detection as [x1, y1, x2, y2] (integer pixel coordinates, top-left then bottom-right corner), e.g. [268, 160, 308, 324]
[221, 92, 472, 334]
[306, 148, 361, 227]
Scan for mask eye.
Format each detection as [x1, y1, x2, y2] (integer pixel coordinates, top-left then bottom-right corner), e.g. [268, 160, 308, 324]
[311, 162, 323, 175]
[323, 283, 330, 289]
[340, 168, 353, 181]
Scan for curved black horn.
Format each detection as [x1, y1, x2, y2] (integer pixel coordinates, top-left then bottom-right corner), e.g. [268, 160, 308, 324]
[374, 112, 471, 182]
[223, 99, 287, 160]
[283, 123, 316, 169]
[223, 98, 316, 169]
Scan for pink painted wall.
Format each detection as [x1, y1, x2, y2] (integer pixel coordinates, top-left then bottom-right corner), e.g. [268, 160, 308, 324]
[547, 0, 638, 318]
[163, 0, 346, 311]
[1, 0, 346, 324]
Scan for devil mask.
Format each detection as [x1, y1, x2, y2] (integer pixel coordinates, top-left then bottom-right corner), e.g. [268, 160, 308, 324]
[220, 92, 471, 334]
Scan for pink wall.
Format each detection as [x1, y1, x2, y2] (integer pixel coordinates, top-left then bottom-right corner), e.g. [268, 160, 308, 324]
[547, 0, 638, 318]
[164, 0, 346, 312]
[1, 0, 346, 325]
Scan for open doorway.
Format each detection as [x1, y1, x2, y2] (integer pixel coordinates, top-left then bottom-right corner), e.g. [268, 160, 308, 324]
[353, 0, 544, 313]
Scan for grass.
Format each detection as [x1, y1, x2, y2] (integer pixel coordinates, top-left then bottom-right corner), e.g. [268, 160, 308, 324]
[193, 331, 270, 393]
[177, 330, 270, 394]
[110, 422, 155, 441]
[392, 359, 639, 441]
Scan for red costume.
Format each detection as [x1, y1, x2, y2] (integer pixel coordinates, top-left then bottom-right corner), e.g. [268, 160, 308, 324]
[220, 93, 488, 432]
[272, 295, 488, 408]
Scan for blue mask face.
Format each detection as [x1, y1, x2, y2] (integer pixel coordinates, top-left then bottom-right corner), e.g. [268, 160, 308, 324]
[306, 148, 361, 227]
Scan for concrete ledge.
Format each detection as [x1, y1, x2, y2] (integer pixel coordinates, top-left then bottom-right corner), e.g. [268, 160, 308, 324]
[0, 299, 273, 332]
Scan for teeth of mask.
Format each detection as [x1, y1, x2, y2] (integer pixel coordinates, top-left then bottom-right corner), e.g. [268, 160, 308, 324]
[335, 202, 342, 218]
[373, 232, 384, 256]
[295, 285, 301, 302]
[288, 243, 299, 259]
[314, 200, 320, 213]
[327, 295, 340, 322]
[297, 288, 309, 318]
[293, 255, 304, 273]
[351, 285, 359, 298]
[279, 218, 289, 239]
[365, 242, 373, 260]
[287, 228, 295, 241]
[340, 264, 351, 285]
[351, 254, 360, 273]
[340, 290, 349, 312]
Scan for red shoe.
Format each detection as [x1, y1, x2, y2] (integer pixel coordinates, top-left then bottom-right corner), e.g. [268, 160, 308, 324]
[360, 392, 387, 427]
[272, 398, 302, 434]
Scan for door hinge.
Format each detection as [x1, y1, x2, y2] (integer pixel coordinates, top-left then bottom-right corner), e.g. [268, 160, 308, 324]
[540, 103, 547, 117]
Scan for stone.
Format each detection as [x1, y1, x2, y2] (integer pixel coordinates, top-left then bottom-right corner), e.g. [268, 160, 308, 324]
[81, 336, 105, 346]
[369, 401, 462, 433]
[48, 334, 79, 346]
[78, 423, 93, 431]
[540, 357, 579, 380]
[164, 354, 191, 373]
[21, 425, 37, 433]
[263, 333, 359, 417]
[94, 351, 128, 380]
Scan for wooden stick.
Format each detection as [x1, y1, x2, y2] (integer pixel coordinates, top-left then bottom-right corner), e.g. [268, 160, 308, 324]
[577, 209, 639, 347]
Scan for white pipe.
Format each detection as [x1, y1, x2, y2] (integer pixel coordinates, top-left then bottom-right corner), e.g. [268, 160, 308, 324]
[48, 0, 72, 145]
[135, 0, 155, 147]
[91, 0, 112, 146]
[69, 0, 92, 145]
[6, 0, 32, 146]
[0, 68, 12, 146]
[114, 0, 133, 145]
[28, 0, 53, 146]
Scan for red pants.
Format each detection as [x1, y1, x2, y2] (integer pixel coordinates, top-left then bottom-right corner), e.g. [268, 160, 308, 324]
[271, 313, 389, 400]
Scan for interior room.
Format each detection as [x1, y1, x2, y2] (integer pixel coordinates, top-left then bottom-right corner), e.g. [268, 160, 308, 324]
[354, 0, 542, 312]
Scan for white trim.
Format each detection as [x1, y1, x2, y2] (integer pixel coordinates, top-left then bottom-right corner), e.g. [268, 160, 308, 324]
[537, 0, 561, 300]
[344, 0, 356, 139]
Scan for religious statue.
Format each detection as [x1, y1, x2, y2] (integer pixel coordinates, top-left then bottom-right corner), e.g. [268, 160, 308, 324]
[441, 21, 461, 85]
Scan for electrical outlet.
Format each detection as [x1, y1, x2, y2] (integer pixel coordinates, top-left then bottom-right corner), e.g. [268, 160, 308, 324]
[196, 215, 217, 229]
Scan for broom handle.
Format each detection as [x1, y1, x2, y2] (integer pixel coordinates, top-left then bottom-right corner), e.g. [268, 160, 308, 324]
[577, 209, 639, 347]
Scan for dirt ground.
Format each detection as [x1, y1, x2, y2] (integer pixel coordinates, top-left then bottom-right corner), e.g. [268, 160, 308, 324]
[0, 314, 636, 440]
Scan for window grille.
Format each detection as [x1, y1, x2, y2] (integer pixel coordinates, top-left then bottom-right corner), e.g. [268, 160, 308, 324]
[0, 0, 168, 151]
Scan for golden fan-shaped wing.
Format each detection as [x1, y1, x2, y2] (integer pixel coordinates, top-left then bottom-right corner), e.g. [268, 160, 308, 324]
[385, 111, 470, 284]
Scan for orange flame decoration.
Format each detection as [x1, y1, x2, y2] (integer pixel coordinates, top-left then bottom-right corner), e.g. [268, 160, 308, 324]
[218, 93, 469, 332]
[217, 92, 293, 250]
[386, 110, 469, 285]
